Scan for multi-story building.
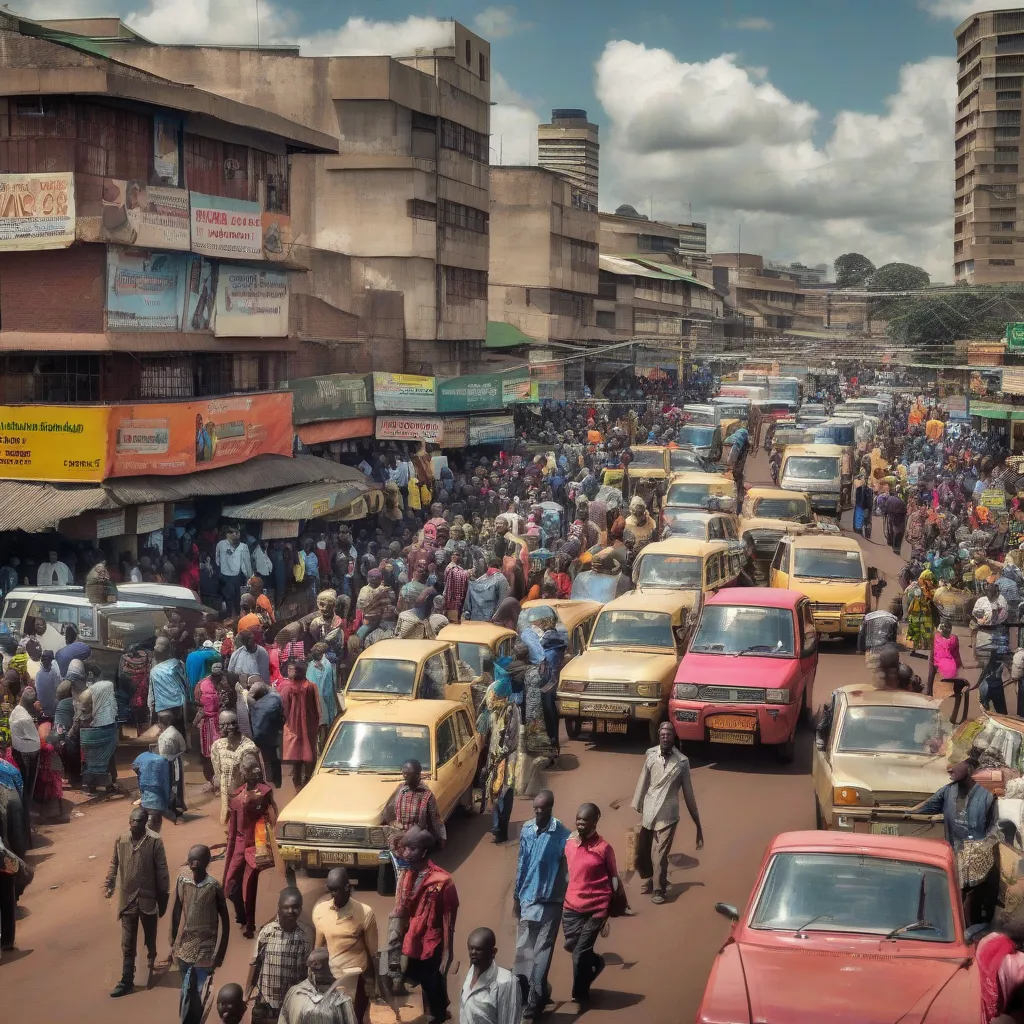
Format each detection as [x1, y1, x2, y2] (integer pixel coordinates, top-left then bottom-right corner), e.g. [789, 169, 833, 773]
[600, 208, 709, 267]
[537, 109, 599, 212]
[954, 7, 1024, 284]
[764, 260, 829, 284]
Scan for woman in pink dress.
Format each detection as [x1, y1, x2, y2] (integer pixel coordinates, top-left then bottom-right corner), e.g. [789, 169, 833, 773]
[278, 658, 320, 791]
[193, 661, 225, 788]
[933, 619, 969, 725]
[223, 753, 276, 938]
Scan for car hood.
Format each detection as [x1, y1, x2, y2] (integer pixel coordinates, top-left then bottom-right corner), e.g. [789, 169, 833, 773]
[278, 771, 409, 827]
[737, 941, 973, 1024]
[678, 652, 798, 689]
[563, 649, 679, 682]
[790, 579, 866, 602]
[830, 751, 950, 798]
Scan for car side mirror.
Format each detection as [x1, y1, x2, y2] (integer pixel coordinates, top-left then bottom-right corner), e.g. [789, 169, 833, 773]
[715, 902, 740, 922]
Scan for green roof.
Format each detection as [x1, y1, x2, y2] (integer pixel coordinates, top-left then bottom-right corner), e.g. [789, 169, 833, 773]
[630, 259, 717, 291]
[486, 321, 533, 349]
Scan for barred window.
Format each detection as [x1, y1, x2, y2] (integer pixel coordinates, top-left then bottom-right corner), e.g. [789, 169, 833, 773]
[408, 198, 438, 221]
[569, 238, 598, 267]
[442, 266, 487, 303]
[440, 118, 488, 162]
[411, 111, 437, 133]
[439, 199, 488, 234]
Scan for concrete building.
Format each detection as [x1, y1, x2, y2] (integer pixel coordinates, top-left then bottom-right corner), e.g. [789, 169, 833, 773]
[954, 7, 1024, 284]
[488, 166, 599, 348]
[765, 260, 830, 284]
[64, 17, 492, 376]
[537, 109, 599, 212]
[600, 209, 710, 276]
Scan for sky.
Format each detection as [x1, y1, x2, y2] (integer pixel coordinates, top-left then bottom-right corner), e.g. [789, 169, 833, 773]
[12, 0, 1021, 279]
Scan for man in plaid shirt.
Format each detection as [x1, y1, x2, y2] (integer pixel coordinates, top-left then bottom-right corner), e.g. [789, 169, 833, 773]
[443, 550, 470, 620]
[247, 887, 311, 1023]
[385, 760, 446, 853]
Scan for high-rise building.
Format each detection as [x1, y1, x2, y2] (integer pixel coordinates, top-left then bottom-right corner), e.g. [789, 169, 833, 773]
[537, 109, 599, 212]
[954, 8, 1024, 284]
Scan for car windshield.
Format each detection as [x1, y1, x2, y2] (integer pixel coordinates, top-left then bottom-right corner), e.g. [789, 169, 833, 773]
[678, 425, 715, 446]
[661, 514, 709, 540]
[347, 658, 418, 695]
[635, 554, 703, 588]
[751, 852, 955, 942]
[793, 548, 865, 580]
[783, 456, 840, 481]
[629, 449, 665, 470]
[670, 450, 707, 472]
[683, 409, 715, 425]
[691, 605, 795, 656]
[321, 721, 432, 772]
[589, 610, 675, 649]
[456, 642, 493, 677]
[27, 599, 97, 640]
[837, 706, 948, 755]
[752, 497, 810, 522]
[0, 597, 27, 635]
[667, 483, 725, 508]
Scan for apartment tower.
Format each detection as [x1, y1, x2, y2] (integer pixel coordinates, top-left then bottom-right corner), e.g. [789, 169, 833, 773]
[955, 8, 1024, 284]
[537, 109, 599, 212]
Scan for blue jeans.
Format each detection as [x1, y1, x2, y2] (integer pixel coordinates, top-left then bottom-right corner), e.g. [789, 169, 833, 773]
[178, 960, 212, 1024]
[514, 903, 562, 1014]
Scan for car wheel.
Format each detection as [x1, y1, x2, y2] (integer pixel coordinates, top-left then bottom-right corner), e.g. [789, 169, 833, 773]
[377, 857, 397, 897]
[800, 684, 814, 727]
[775, 734, 796, 764]
[814, 797, 825, 830]
[564, 717, 582, 740]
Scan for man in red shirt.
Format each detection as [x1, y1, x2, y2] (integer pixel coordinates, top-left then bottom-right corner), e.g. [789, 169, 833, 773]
[392, 827, 459, 1024]
[562, 803, 619, 1009]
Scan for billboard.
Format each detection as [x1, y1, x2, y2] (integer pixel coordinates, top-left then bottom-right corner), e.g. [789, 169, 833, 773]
[0, 405, 109, 482]
[190, 192, 262, 260]
[261, 210, 290, 262]
[0, 172, 75, 250]
[285, 373, 375, 425]
[376, 415, 445, 444]
[101, 179, 190, 250]
[373, 372, 436, 412]
[106, 248, 186, 331]
[468, 414, 515, 445]
[107, 393, 294, 476]
[214, 265, 288, 338]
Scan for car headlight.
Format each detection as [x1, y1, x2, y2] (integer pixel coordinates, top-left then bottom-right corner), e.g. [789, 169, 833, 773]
[635, 683, 659, 698]
[833, 786, 872, 807]
[280, 823, 305, 840]
[765, 689, 791, 704]
[561, 680, 586, 693]
[673, 683, 698, 699]
[845, 602, 866, 614]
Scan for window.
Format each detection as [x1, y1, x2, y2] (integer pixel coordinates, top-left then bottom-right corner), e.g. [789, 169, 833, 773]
[453, 709, 474, 750]
[439, 199, 488, 234]
[423, 654, 448, 698]
[465, 39, 472, 65]
[569, 238, 598, 267]
[440, 119, 489, 162]
[991, 258, 1017, 265]
[441, 266, 487, 304]
[634, 554, 702, 588]
[801, 603, 817, 652]
[479, 53, 486, 81]
[691, 605, 796, 657]
[322, 722, 432, 771]
[347, 659, 417, 695]
[436, 717, 459, 766]
[411, 111, 437, 133]
[596, 310, 616, 329]
[706, 556, 721, 588]
[408, 198, 438, 221]
[771, 543, 790, 575]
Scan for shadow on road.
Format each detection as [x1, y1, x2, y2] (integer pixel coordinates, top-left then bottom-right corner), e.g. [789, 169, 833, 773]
[693, 729, 814, 778]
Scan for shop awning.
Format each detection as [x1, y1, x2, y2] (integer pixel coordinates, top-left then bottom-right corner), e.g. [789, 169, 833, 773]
[221, 480, 382, 522]
[0, 481, 117, 533]
[486, 321, 533, 349]
[972, 404, 1013, 420]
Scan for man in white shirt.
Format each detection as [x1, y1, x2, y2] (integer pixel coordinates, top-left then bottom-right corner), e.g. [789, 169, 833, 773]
[37, 550, 72, 586]
[215, 529, 252, 616]
[460, 928, 520, 1024]
[10, 686, 41, 832]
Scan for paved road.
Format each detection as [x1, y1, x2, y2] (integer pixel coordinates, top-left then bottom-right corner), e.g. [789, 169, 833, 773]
[3, 452, 954, 1024]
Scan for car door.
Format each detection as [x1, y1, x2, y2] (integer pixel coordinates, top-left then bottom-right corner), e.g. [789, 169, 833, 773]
[811, 692, 845, 827]
[439, 649, 473, 710]
[452, 706, 482, 794]
[770, 541, 791, 589]
[432, 713, 463, 819]
[704, 554, 722, 594]
[798, 600, 819, 709]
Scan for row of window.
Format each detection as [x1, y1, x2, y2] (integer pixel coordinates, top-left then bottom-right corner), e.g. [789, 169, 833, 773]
[439, 198, 488, 234]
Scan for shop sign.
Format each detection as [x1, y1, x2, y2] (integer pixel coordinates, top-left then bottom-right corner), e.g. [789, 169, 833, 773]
[183, 255, 218, 332]
[0, 405, 109, 482]
[107, 393, 294, 476]
[468, 414, 515, 445]
[441, 418, 469, 447]
[296, 417, 375, 446]
[101, 179, 190, 250]
[261, 520, 300, 539]
[372, 373, 436, 412]
[0, 172, 75, 249]
[136, 503, 166, 534]
[190, 192, 262, 260]
[153, 117, 181, 186]
[500, 367, 534, 404]
[285, 373, 374, 425]
[214, 265, 288, 338]
[375, 415, 445, 444]
[437, 373, 503, 413]
[529, 360, 565, 401]
[1008, 323, 1024, 352]
[96, 509, 127, 539]
[106, 248, 186, 331]
[981, 489, 1007, 513]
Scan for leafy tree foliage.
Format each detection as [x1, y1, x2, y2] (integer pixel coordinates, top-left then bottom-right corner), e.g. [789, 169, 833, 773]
[874, 285, 1024, 348]
[865, 262, 930, 292]
[833, 253, 875, 288]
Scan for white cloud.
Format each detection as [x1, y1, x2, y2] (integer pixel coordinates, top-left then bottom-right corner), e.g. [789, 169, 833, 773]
[472, 5, 529, 40]
[125, 0, 294, 45]
[731, 16, 774, 31]
[299, 15, 453, 57]
[595, 41, 956, 279]
[490, 71, 541, 164]
[921, 0, 1024, 19]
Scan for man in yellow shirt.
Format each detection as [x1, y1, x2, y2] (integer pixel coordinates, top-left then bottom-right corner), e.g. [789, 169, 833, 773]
[312, 867, 378, 1021]
[925, 415, 944, 443]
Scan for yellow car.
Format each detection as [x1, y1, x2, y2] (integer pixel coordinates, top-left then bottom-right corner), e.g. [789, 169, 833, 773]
[343, 638, 473, 709]
[557, 590, 694, 742]
[632, 538, 740, 600]
[812, 687, 947, 838]
[276, 699, 482, 878]
[770, 534, 872, 636]
[740, 486, 815, 527]
[521, 599, 602, 657]
[435, 622, 517, 685]
[664, 470, 736, 514]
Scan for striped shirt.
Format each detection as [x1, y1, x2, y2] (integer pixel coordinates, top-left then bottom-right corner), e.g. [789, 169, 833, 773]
[253, 919, 312, 1010]
[104, 829, 170, 917]
[173, 872, 224, 966]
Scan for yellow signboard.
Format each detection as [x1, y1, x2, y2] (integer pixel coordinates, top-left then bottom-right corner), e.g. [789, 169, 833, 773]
[0, 406, 109, 482]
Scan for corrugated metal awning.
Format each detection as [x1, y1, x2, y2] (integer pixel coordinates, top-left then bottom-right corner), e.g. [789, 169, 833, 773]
[0, 481, 116, 533]
[222, 481, 380, 521]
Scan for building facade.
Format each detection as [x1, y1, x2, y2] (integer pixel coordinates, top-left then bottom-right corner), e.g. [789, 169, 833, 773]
[954, 7, 1024, 284]
[537, 109, 599, 212]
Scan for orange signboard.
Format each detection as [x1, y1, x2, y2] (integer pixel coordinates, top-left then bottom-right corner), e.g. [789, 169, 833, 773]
[107, 393, 293, 477]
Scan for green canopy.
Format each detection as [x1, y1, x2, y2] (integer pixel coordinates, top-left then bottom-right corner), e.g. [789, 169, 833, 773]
[486, 320, 533, 349]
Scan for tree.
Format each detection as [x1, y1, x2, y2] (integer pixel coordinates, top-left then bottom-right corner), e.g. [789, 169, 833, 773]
[865, 262, 930, 292]
[877, 284, 1024, 349]
[833, 253, 875, 289]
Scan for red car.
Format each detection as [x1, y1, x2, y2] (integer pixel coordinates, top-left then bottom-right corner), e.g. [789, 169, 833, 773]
[699, 831, 982, 1024]
[669, 589, 816, 762]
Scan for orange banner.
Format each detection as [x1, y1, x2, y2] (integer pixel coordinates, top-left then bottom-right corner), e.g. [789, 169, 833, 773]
[107, 393, 293, 477]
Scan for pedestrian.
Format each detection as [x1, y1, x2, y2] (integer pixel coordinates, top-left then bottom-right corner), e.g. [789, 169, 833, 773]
[54, 624, 90, 677]
[853, 475, 873, 538]
[279, 658, 320, 791]
[513, 790, 569, 1020]
[228, 630, 271, 686]
[882, 491, 907, 555]
[36, 549, 71, 586]
[170, 843, 230, 1024]
[223, 753, 277, 939]
[237, 594, 263, 635]
[562, 803, 620, 1010]
[210, 710, 258, 826]
[974, 577, 1010, 715]
[215, 983, 248, 1024]
[105, 806, 170, 997]
[246, 887, 311, 1024]
[79, 671, 120, 793]
[194, 659, 226, 788]
[216, 528, 252, 617]
[148, 636, 189, 737]
[904, 569, 938, 657]
[631, 722, 704, 904]
[33, 650, 60, 723]
[479, 675, 520, 844]
[933, 619, 970, 724]
[8, 686, 40, 823]
[307, 642, 338, 750]
[279, 948, 358, 1024]
[312, 867, 379, 1019]
[460, 927, 521, 1024]
[248, 681, 284, 788]
[132, 742, 173, 833]
[392, 826, 459, 1024]
[185, 633, 218, 693]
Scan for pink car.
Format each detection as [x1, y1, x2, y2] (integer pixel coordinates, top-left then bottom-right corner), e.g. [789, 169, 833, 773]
[669, 589, 816, 763]
[699, 831, 982, 1024]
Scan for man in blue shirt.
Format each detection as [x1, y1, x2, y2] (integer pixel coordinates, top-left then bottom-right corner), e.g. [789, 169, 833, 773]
[513, 790, 570, 1020]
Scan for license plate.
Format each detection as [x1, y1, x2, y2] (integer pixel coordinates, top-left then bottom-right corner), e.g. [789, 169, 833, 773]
[871, 823, 900, 836]
[601, 721, 629, 734]
[709, 729, 755, 745]
[319, 851, 355, 865]
[582, 702, 630, 716]
[707, 714, 757, 731]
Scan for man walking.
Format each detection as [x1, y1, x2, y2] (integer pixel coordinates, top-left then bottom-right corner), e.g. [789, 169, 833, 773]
[216, 529, 252, 617]
[247, 887, 311, 1023]
[513, 790, 569, 1020]
[105, 806, 170, 996]
[248, 682, 284, 788]
[9, 686, 40, 812]
[227, 630, 271, 686]
[148, 636, 189, 738]
[460, 927, 521, 1024]
[631, 722, 704, 904]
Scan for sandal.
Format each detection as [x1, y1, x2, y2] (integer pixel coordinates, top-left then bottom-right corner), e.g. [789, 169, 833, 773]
[652, 891, 666, 904]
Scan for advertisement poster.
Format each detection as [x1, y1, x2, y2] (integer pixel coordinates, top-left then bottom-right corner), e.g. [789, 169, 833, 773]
[153, 117, 181, 186]
[528, 359, 565, 401]
[0, 172, 75, 250]
[468, 414, 515, 445]
[183, 255, 218, 333]
[500, 367, 533, 404]
[106, 248, 185, 331]
[262, 210, 290, 262]
[190, 192, 262, 259]
[441, 418, 469, 448]
[372, 372, 436, 412]
[214, 266, 288, 337]
[375, 415, 445, 444]
[0, 405, 109, 482]
[107, 393, 293, 476]
[101, 179, 190, 250]
[436, 372, 503, 414]
[286, 373, 374, 425]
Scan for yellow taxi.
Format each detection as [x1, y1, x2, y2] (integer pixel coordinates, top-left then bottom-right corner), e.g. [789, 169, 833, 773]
[632, 538, 741, 601]
[436, 622, 517, 686]
[663, 470, 736, 515]
[276, 699, 481, 879]
[601, 445, 671, 506]
[521, 599, 602, 657]
[557, 590, 694, 742]
[739, 487, 816, 585]
[343, 638, 472, 710]
[769, 534, 872, 636]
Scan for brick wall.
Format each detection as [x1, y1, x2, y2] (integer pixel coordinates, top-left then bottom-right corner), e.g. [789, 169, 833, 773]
[0, 243, 105, 332]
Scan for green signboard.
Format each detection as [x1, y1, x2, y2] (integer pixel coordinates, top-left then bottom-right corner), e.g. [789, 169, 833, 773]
[436, 368, 536, 413]
[283, 373, 374, 425]
[1007, 323, 1024, 351]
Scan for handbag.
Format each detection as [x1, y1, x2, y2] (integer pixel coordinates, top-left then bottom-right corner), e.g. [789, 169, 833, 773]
[250, 816, 275, 870]
[957, 836, 997, 889]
